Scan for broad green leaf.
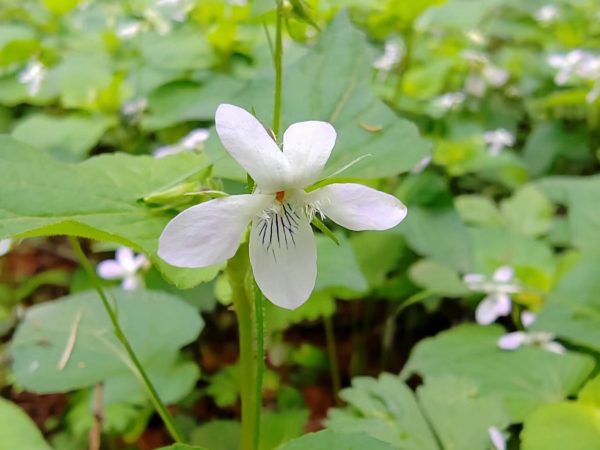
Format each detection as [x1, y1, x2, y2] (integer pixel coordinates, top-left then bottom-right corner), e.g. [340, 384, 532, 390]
[402, 324, 595, 421]
[409, 259, 468, 296]
[316, 232, 368, 294]
[162, 13, 431, 179]
[417, 376, 509, 450]
[280, 429, 398, 450]
[327, 373, 439, 450]
[140, 28, 212, 72]
[0, 136, 218, 288]
[10, 289, 203, 393]
[351, 231, 406, 288]
[0, 398, 51, 450]
[534, 255, 600, 352]
[499, 185, 553, 237]
[399, 206, 472, 272]
[455, 195, 505, 228]
[11, 113, 114, 162]
[522, 402, 600, 450]
[417, 0, 504, 29]
[536, 176, 600, 254]
[157, 445, 209, 450]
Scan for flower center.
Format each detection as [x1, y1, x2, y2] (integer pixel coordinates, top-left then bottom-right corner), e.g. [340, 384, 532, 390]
[275, 191, 285, 203]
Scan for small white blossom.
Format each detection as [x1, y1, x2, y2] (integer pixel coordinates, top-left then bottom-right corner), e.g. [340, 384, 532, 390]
[121, 97, 148, 120]
[18, 60, 47, 96]
[498, 311, 566, 354]
[462, 51, 509, 95]
[159, 104, 407, 309]
[432, 92, 465, 111]
[534, 5, 559, 24]
[116, 21, 144, 39]
[464, 266, 519, 325]
[373, 41, 402, 72]
[548, 50, 600, 103]
[154, 128, 210, 158]
[488, 427, 506, 450]
[484, 128, 515, 156]
[0, 239, 12, 257]
[483, 65, 509, 87]
[97, 247, 149, 290]
[465, 30, 487, 45]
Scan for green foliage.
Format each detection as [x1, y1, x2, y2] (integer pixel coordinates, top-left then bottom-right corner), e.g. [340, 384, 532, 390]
[280, 429, 398, 450]
[10, 288, 202, 399]
[0, 398, 52, 450]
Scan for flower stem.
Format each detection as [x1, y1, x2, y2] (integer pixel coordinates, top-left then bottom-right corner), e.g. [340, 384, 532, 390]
[272, 0, 283, 137]
[324, 314, 341, 404]
[226, 243, 258, 450]
[254, 286, 265, 450]
[68, 237, 184, 444]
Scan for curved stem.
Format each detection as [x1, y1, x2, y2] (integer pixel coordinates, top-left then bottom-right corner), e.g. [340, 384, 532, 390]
[254, 287, 265, 450]
[69, 237, 184, 443]
[324, 315, 341, 404]
[226, 243, 257, 450]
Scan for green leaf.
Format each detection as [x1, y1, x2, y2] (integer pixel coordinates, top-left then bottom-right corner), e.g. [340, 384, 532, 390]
[409, 259, 468, 296]
[0, 136, 218, 288]
[0, 398, 51, 450]
[11, 113, 114, 162]
[402, 324, 595, 421]
[327, 373, 439, 449]
[522, 402, 600, 450]
[10, 288, 203, 394]
[140, 28, 212, 72]
[536, 176, 600, 255]
[280, 429, 398, 450]
[417, 376, 509, 450]
[316, 232, 368, 294]
[351, 230, 406, 288]
[455, 195, 505, 228]
[534, 255, 600, 352]
[499, 185, 553, 237]
[399, 206, 472, 272]
[198, 13, 431, 180]
[157, 445, 209, 450]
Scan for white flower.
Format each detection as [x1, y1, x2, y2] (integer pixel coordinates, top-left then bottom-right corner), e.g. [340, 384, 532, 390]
[548, 50, 595, 85]
[482, 65, 509, 87]
[18, 60, 47, 96]
[97, 247, 149, 290]
[484, 128, 515, 157]
[158, 104, 407, 309]
[498, 311, 566, 354]
[116, 21, 144, 39]
[488, 427, 506, 450]
[464, 266, 519, 325]
[121, 97, 148, 119]
[432, 92, 465, 111]
[153, 129, 210, 158]
[465, 30, 487, 45]
[373, 41, 402, 72]
[0, 239, 12, 257]
[534, 5, 559, 24]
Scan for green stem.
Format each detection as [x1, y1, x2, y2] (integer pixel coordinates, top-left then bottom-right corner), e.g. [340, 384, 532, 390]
[254, 286, 265, 450]
[324, 315, 341, 404]
[272, 0, 283, 137]
[226, 243, 258, 450]
[68, 237, 184, 444]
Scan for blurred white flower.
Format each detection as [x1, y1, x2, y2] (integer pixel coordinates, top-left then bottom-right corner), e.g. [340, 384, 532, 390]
[548, 50, 600, 86]
[116, 21, 144, 39]
[432, 92, 465, 111]
[154, 128, 210, 158]
[155, 0, 193, 22]
[18, 60, 47, 96]
[97, 247, 149, 290]
[465, 74, 487, 97]
[373, 41, 402, 72]
[534, 5, 559, 23]
[484, 128, 515, 156]
[462, 51, 509, 96]
[464, 266, 520, 325]
[465, 29, 487, 45]
[411, 155, 432, 174]
[0, 239, 12, 257]
[488, 427, 506, 450]
[483, 65, 509, 87]
[498, 311, 566, 354]
[226, 0, 248, 4]
[121, 97, 148, 120]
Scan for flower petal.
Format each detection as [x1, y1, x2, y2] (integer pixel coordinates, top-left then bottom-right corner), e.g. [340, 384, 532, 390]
[497, 332, 526, 350]
[215, 104, 290, 193]
[494, 293, 512, 316]
[122, 275, 141, 290]
[521, 310, 537, 328]
[493, 265, 514, 283]
[249, 206, 317, 310]
[158, 194, 271, 267]
[543, 341, 566, 355]
[488, 427, 506, 450]
[307, 183, 407, 231]
[475, 295, 502, 325]
[97, 260, 126, 280]
[282, 121, 336, 188]
[116, 247, 136, 272]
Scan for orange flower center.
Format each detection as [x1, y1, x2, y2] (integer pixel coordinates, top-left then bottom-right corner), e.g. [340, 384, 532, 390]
[275, 191, 286, 203]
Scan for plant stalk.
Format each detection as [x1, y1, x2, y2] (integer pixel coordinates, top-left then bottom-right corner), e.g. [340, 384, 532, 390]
[68, 237, 184, 444]
[272, 0, 284, 137]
